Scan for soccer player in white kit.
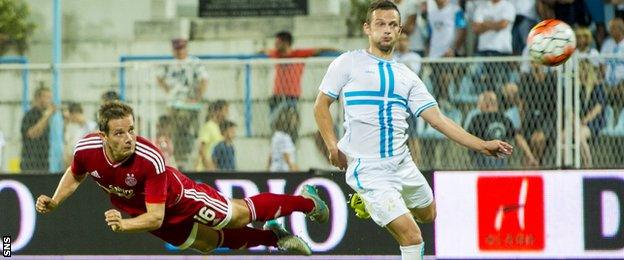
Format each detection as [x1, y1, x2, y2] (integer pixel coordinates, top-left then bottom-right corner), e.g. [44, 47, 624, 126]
[313, 1, 514, 259]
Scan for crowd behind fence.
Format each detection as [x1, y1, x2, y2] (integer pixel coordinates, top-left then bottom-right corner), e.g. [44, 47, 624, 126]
[0, 54, 623, 173]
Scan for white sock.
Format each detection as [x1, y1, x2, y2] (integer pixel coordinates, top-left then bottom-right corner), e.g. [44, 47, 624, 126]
[400, 243, 424, 260]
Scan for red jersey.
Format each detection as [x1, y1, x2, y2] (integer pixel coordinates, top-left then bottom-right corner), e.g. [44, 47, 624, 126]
[71, 133, 202, 226]
[268, 48, 316, 97]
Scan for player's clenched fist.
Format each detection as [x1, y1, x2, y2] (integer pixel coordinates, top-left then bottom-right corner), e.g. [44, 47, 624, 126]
[36, 195, 58, 214]
[105, 209, 124, 232]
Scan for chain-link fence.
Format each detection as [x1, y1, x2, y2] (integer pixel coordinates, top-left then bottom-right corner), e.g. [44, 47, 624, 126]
[1, 55, 623, 173]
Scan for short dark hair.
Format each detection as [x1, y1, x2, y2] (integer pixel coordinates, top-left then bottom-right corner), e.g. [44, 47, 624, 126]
[67, 102, 83, 114]
[366, 0, 401, 24]
[101, 91, 120, 103]
[34, 85, 50, 98]
[98, 101, 134, 133]
[219, 120, 236, 133]
[275, 31, 293, 45]
[208, 100, 228, 117]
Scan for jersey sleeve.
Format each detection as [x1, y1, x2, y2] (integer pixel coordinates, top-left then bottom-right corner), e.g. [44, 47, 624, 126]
[70, 150, 87, 177]
[318, 53, 351, 99]
[136, 138, 167, 203]
[408, 78, 438, 118]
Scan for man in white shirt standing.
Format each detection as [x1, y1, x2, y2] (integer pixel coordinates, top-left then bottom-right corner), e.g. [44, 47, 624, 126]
[601, 18, 624, 111]
[472, 0, 515, 91]
[313, 1, 513, 259]
[427, 0, 466, 101]
[472, 0, 515, 56]
[510, 0, 538, 55]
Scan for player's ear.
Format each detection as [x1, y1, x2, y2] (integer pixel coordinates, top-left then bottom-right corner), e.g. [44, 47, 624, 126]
[97, 131, 107, 141]
[363, 22, 371, 36]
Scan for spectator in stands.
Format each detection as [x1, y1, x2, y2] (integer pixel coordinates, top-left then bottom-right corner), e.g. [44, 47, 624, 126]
[213, 120, 237, 171]
[269, 107, 299, 172]
[575, 27, 601, 67]
[391, 0, 426, 56]
[63, 102, 96, 167]
[601, 18, 624, 107]
[264, 31, 334, 114]
[428, 0, 466, 59]
[157, 38, 209, 170]
[466, 91, 515, 168]
[428, 0, 466, 100]
[471, 0, 516, 91]
[155, 115, 177, 168]
[511, 0, 538, 55]
[100, 90, 120, 104]
[579, 59, 606, 167]
[472, 0, 515, 57]
[196, 100, 228, 171]
[21, 85, 54, 173]
[519, 62, 558, 167]
[394, 32, 421, 74]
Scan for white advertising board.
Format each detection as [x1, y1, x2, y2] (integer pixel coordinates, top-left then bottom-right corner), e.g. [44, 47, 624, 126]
[434, 170, 624, 258]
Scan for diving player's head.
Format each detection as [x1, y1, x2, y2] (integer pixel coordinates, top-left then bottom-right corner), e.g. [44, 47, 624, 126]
[364, 0, 402, 54]
[98, 101, 136, 161]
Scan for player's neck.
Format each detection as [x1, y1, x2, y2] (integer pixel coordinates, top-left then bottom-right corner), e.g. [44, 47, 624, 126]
[367, 47, 394, 61]
[104, 144, 130, 164]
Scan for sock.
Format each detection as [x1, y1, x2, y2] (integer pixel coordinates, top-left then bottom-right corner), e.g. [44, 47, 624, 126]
[219, 227, 278, 249]
[400, 243, 424, 260]
[244, 193, 315, 221]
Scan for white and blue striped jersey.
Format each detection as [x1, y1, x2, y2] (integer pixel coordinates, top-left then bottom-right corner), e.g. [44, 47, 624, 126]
[319, 50, 438, 159]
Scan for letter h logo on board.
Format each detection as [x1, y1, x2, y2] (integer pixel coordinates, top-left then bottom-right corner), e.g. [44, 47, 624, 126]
[477, 176, 545, 251]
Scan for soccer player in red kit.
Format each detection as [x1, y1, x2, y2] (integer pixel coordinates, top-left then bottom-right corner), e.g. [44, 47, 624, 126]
[35, 101, 329, 255]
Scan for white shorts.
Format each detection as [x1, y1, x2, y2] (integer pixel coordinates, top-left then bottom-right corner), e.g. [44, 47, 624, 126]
[345, 152, 434, 227]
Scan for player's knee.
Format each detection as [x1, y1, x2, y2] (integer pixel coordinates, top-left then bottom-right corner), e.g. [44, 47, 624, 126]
[226, 199, 251, 228]
[418, 209, 436, 223]
[397, 232, 423, 246]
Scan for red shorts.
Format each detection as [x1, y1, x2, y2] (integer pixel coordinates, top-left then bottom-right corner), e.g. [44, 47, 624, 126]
[150, 183, 232, 247]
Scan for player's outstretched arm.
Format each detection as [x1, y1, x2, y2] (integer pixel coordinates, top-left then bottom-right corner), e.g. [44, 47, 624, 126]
[420, 106, 513, 158]
[36, 167, 86, 214]
[105, 202, 165, 233]
[313, 92, 347, 170]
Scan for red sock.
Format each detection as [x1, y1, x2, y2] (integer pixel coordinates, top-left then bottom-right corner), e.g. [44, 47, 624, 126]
[219, 227, 278, 249]
[244, 193, 315, 221]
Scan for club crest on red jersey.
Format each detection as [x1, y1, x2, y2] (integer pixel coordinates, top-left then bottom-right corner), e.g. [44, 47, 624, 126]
[125, 173, 137, 187]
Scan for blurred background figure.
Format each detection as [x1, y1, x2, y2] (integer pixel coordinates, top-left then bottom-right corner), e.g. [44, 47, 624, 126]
[157, 38, 209, 171]
[213, 120, 237, 171]
[511, 0, 538, 55]
[21, 85, 54, 173]
[575, 27, 601, 66]
[154, 115, 177, 168]
[269, 107, 299, 172]
[578, 59, 606, 167]
[394, 32, 422, 74]
[196, 100, 228, 171]
[100, 90, 120, 104]
[63, 102, 96, 167]
[264, 31, 335, 113]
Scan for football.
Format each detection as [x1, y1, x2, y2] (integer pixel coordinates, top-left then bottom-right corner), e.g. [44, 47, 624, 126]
[527, 19, 577, 66]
